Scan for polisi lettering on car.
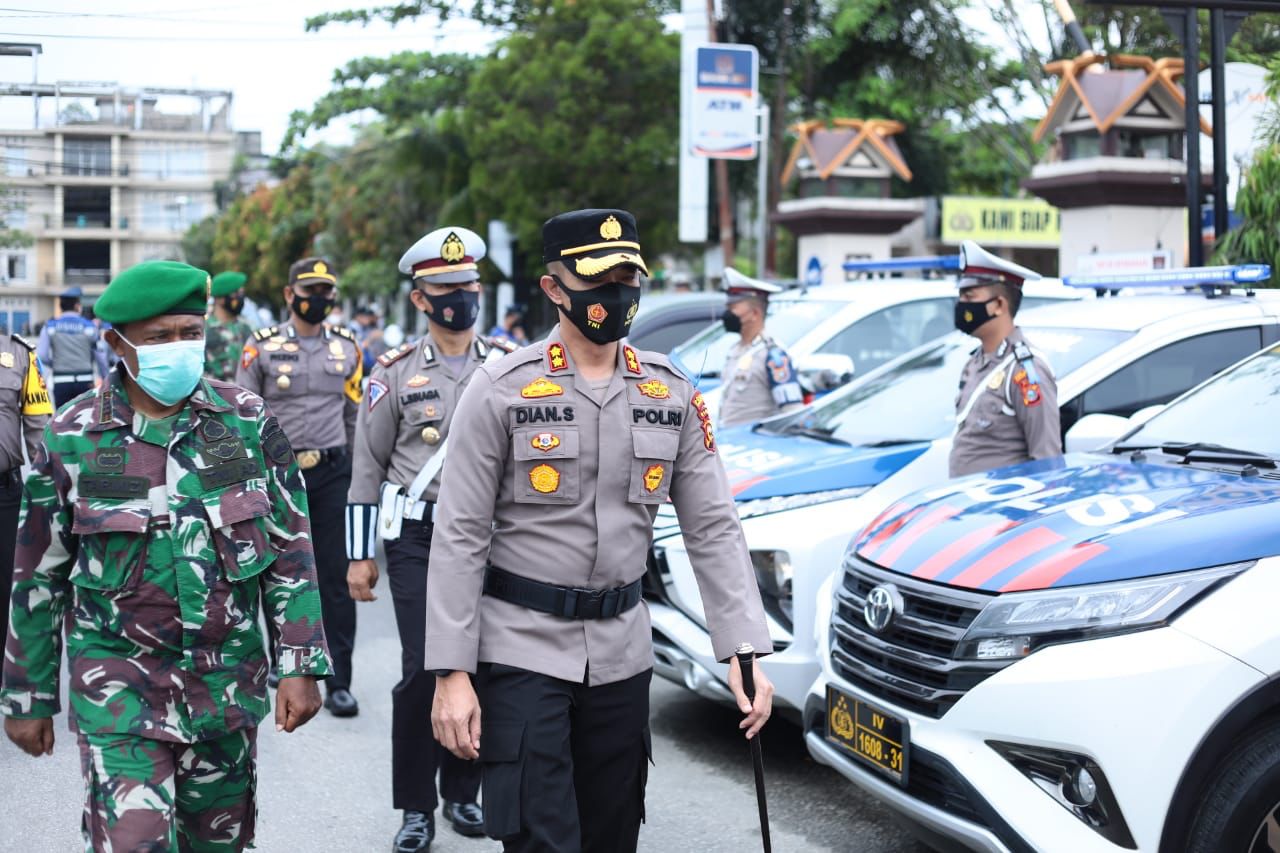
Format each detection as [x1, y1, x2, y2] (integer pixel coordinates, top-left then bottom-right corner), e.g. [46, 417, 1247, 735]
[515, 406, 575, 424]
[923, 474, 1186, 530]
[632, 408, 682, 427]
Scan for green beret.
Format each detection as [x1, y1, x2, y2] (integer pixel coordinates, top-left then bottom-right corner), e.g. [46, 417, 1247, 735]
[95, 261, 211, 325]
[211, 271, 247, 297]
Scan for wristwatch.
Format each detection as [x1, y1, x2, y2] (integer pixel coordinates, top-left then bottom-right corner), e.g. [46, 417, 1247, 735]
[431, 669, 455, 678]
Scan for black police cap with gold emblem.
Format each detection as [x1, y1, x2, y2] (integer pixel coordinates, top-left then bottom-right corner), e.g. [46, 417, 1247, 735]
[289, 257, 338, 288]
[542, 208, 649, 278]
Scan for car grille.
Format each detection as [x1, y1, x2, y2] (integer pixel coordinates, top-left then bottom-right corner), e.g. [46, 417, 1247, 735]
[831, 553, 1012, 718]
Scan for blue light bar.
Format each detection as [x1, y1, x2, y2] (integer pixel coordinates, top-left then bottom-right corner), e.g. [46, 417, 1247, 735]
[1063, 264, 1272, 289]
[842, 255, 963, 274]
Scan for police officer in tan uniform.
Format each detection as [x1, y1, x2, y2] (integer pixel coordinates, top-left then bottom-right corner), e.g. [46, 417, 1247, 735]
[346, 227, 510, 851]
[236, 257, 364, 716]
[0, 331, 53, 643]
[949, 241, 1061, 478]
[717, 268, 804, 430]
[425, 209, 774, 852]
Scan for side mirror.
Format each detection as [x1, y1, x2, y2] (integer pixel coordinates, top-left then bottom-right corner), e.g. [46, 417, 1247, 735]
[796, 353, 855, 393]
[1065, 413, 1132, 453]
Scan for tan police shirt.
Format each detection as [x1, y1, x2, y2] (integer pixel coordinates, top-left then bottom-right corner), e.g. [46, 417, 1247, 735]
[949, 327, 1061, 478]
[0, 334, 53, 471]
[348, 334, 513, 506]
[235, 321, 362, 451]
[424, 325, 772, 686]
[718, 334, 804, 430]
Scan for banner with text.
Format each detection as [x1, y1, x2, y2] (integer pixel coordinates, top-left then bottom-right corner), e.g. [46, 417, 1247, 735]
[941, 196, 1061, 247]
[691, 44, 759, 160]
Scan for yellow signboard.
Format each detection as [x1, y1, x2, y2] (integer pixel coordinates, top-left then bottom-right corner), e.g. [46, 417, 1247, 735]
[941, 196, 1061, 247]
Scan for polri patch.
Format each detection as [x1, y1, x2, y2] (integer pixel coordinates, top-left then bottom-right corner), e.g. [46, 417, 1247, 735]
[368, 378, 389, 412]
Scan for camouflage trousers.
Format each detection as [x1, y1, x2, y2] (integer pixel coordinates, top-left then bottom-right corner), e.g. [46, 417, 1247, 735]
[78, 728, 257, 853]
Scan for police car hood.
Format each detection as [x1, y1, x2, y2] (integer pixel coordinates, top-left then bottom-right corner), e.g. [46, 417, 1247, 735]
[717, 425, 930, 500]
[852, 453, 1280, 593]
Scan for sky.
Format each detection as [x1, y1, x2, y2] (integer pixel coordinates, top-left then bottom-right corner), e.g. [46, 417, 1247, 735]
[0, 0, 500, 152]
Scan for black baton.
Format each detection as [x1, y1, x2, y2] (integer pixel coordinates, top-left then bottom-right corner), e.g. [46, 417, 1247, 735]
[736, 642, 772, 853]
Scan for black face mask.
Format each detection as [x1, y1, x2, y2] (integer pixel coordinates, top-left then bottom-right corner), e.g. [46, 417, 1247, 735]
[221, 295, 244, 316]
[722, 309, 742, 334]
[954, 299, 997, 335]
[552, 275, 640, 344]
[423, 288, 480, 331]
[291, 292, 335, 325]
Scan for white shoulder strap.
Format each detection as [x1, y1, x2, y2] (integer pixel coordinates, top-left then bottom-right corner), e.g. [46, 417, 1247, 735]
[954, 353, 1016, 431]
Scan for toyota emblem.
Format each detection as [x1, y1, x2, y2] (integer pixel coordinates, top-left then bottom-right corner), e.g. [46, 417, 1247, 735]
[864, 584, 903, 633]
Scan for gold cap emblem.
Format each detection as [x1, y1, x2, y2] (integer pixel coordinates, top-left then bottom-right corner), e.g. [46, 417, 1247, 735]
[442, 232, 466, 264]
[600, 215, 623, 240]
[313, 261, 328, 276]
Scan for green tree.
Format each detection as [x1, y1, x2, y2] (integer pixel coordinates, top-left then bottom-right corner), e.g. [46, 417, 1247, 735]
[0, 187, 33, 249]
[181, 215, 218, 272]
[461, 0, 680, 270]
[1215, 59, 1280, 280]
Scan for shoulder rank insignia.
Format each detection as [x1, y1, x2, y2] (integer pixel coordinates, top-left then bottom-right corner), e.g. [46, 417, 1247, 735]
[637, 378, 670, 400]
[547, 343, 568, 372]
[521, 377, 564, 399]
[623, 345, 641, 375]
[12, 333, 33, 351]
[377, 343, 414, 368]
[487, 336, 518, 354]
[252, 325, 280, 342]
[328, 324, 357, 341]
[531, 432, 561, 452]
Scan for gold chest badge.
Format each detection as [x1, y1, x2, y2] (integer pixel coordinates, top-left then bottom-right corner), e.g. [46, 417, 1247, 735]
[407, 374, 431, 388]
[643, 464, 665, 493]
[521, 377, 564, 399]
[529, 463, 560, 494]
[421, 426, 441, 445]
[532, 432, 561, 453]
[986, 368, 1006, 391]
[0, 351, 13, 369]
[329, 340, 345, 357]
[637, 378, 670, 400]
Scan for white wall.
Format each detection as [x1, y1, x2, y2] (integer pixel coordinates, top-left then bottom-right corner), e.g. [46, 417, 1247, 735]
[795, 232, 897, 286]
[1060, 205, 1188, 273]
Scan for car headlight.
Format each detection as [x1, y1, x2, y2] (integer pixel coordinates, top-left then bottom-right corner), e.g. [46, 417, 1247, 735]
[957, 561, 1251, 661]
[751, 549, 794, 632]
[736, 487, 870, 521]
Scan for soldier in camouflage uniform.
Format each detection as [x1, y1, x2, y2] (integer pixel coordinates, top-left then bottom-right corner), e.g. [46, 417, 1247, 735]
[205, 271, 255, 381]
[1, 261, 331, 852]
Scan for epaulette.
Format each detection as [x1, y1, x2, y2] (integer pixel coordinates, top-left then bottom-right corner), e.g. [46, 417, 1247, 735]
[631, 348, 691, 386]
[488, 344, 542, 380]
[327, 324, 357, 342]
[377, 343, 414, 368]
[11, 333, 33, 351]
[484, 335, 519, 354]
[252, 325, 280, 342]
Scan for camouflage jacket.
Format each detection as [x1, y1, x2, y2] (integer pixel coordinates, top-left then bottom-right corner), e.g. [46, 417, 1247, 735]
[204, 315, 254, 382]
[0, 369, 332, 743]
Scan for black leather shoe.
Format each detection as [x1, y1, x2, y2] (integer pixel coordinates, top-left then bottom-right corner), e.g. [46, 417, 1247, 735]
[393, 810, 434, 853]
[324, 688, 359, 717]
[443, 801, 485, 837]
[266, 668, 280, 689]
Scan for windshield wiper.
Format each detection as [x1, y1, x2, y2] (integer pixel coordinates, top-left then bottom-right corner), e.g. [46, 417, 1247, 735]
[863, 438, 932, 447]
[1157, 442, 1278, 468]
[780, 424, 851, 446]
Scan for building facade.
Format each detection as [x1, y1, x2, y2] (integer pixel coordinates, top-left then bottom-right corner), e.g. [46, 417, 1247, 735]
[0, 73, 238, 333]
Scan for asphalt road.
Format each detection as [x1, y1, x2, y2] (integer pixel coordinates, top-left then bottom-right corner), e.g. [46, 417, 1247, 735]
[0, 589, 930, 852]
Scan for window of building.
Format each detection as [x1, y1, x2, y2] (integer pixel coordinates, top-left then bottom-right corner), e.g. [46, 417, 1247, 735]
[139, 191, 210, 232]
[137, 140, 208, 180]
[63, 137, 111, 176]
[1064, 131, 1103, 159]
[1, 252, 28, 283]
[1118, 130, 1182, 161]
[4, 144, 27, 177]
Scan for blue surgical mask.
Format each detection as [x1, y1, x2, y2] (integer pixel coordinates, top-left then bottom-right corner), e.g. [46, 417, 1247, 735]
[118, 334, 206, 405]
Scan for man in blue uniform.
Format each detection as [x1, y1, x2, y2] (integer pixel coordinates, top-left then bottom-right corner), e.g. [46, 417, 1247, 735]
[37, 287, 109, 407]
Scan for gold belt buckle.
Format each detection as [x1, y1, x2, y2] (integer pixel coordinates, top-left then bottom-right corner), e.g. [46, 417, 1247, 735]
[296, 449, 321, 470]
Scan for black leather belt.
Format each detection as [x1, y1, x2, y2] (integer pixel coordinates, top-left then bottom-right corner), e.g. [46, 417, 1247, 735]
[484, 565, 643, 620]
[295, 446, 347, 471]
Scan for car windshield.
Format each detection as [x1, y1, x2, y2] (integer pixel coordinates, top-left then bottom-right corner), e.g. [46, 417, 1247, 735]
[760, 326, 1131, 446]
[1120, 342, 1280, 458]
[672, 298, 848, 378]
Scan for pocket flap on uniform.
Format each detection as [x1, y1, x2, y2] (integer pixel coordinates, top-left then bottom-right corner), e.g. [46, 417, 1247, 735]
[204, 482, 272, 528]
[513, 427, 579, 461]
[631, 428, 680, 461]
[480, 721, 525, 763]
[71, 498, 151, 534]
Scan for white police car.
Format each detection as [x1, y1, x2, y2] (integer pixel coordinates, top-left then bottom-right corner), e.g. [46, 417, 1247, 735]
[806, 310, 1280, 853]
[671, 259, 1077, 419]
[645, 266, 1280, 718]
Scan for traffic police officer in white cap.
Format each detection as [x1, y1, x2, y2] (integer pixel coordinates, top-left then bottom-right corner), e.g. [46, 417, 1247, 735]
[717, 268, 804, 430]
[346, 227, 514, 851]
[950, 240, 1061, 477]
